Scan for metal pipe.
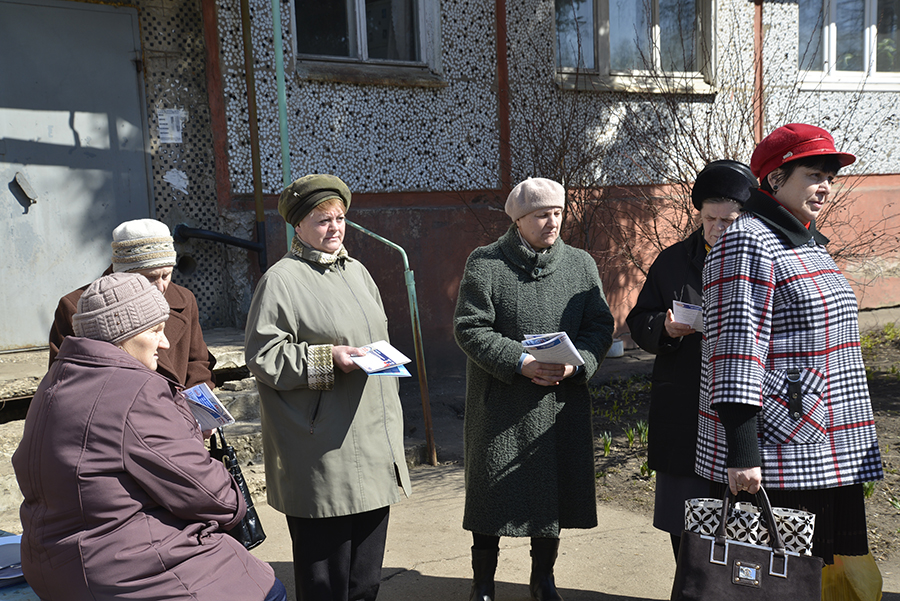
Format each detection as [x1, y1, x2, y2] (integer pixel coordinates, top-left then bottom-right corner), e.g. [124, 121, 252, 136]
[346, 219, 438, 466]
[239, 0, 267, 269]
[173, 224, 266, 266]
[269, 0, 294, 246]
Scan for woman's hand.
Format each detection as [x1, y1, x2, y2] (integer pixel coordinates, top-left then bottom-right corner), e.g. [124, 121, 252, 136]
[664, 309, 695, 339]
[332, 345, 365, 373]
[521, 356, 576, 386]
[727, 466, 762, 495]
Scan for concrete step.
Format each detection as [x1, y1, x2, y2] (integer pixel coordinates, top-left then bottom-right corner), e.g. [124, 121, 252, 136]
[0, 327, 247, 403]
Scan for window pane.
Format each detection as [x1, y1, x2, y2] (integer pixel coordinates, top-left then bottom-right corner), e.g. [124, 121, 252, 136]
[799, 0, 825, 71]
[659, 0, 696, 71]
[610, 0, 649, 71]
[835, 0, 865, 71]
[296, 0, 355, 57]
[555, 0, 595, 69]
[366, 0, 419, 61]
[877, 0, 900, 72]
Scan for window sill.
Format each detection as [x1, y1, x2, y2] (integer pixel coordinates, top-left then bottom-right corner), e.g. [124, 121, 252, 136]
[295, 60, 447, 89]
[555, 71, 714, 94]
[798, 73, 900, 92]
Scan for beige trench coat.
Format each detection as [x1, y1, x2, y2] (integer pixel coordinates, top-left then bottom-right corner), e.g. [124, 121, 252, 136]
[245, 249, 411, 518]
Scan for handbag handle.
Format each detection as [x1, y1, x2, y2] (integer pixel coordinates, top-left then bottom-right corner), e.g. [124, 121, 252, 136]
[208, 427, 229, 462]
[716, 485, 787, 557]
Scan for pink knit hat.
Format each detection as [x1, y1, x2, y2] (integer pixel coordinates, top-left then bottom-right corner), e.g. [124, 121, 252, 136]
[505, 178, 566, 221]
[73, 273, 169, 344]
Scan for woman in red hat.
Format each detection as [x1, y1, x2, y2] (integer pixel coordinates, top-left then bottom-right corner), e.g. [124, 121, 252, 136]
[696, 124, 883, 576]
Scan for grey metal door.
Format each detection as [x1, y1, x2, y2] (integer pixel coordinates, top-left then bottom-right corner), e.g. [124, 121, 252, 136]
[0, 0, 152, 350]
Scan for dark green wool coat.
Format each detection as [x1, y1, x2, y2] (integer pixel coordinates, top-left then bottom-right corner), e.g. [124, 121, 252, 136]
[453, 225, 614, 538]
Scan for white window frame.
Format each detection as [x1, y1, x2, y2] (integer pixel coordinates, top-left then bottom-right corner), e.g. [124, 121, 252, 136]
[290, 0, 444, 87]
[799, 0, 900, 91]
[555, 0, 716, 93]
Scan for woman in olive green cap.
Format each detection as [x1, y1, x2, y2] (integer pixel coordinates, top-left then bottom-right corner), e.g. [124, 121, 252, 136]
[245, 174, 411, 601]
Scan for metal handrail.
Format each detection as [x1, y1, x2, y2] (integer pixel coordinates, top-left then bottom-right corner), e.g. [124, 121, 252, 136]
[346, 219, 438, 466]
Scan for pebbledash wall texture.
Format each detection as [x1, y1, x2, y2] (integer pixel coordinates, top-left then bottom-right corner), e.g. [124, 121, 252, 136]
[103, 0, 900, 368]
[216, 0, 500, 193]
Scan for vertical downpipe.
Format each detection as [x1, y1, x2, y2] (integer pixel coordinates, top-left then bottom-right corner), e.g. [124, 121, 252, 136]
[753, 0, 764, 143]
[239, 0, 267, 269]
[269, 0, 294, 247]
[495, 0, 511, 196]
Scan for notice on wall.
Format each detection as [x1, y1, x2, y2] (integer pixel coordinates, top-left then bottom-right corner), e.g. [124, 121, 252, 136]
[157, 108, 185, 143]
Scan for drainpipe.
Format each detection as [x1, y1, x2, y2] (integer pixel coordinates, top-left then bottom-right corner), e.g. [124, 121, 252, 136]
[239, 0, 267, 270]
[495, 0, 511, 196]
[753, 0, 764, 143]
[270, 0, 294, 244]
[346, 220, 438, 466]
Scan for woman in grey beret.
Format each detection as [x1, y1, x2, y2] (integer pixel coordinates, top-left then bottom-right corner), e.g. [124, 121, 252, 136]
[453, 178, 614, 601]
[13, 272, 284, 601]
[245, 174, 411, 601]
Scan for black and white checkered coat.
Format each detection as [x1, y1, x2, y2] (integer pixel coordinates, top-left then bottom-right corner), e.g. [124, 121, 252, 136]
[696, 190, 883, 490]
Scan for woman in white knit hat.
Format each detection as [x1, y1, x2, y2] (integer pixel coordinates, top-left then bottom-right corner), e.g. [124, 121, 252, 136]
[14, 272, 285, 601]
[453, 178, 615, 601]
[48, 218, 216, 390]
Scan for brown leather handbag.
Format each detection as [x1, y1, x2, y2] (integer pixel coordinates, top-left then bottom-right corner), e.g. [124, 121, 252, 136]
[671, 486, 823, 600]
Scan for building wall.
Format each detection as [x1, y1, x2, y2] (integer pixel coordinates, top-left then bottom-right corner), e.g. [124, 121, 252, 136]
[208, 0, 900, 372]
[133, 0, 232, 327]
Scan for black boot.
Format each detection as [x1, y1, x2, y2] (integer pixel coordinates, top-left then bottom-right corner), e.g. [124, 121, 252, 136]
[529, 538, 563, 601]
[469, 546, 498, 601]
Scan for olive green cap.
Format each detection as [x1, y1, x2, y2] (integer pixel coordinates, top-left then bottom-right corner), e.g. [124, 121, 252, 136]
[278, 174, 351, 227]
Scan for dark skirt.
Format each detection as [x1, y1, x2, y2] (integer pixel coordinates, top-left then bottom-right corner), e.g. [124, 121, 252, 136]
[710, 482, 869, 565]
[653, 472, 713, 536]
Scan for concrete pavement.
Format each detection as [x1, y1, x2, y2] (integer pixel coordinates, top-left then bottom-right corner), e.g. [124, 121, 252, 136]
[250, 461, 900, 600]
[250, 463, 679, 601]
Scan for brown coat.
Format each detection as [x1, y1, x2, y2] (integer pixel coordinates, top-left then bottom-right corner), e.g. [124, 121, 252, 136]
[13, 336, 274, 600]
[49, 269, 216, 389]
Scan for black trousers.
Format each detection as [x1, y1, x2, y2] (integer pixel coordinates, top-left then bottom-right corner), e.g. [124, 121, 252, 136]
[286, 506, 390, 601]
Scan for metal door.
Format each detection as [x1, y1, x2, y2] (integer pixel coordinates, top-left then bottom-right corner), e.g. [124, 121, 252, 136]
[0, 0, 152, 350]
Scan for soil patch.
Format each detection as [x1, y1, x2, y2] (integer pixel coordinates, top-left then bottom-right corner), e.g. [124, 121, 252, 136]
[591, 342, 900, 565]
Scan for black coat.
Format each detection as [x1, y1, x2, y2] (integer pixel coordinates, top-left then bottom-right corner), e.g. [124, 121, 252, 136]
[626, 227, 705, 476]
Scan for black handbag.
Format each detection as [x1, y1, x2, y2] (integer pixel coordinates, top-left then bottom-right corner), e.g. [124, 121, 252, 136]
[209, 427, 266, 550]
[671, 486, 824, 600]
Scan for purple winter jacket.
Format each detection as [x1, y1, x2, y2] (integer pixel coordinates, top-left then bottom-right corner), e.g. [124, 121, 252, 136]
[12, 337, 275, 600]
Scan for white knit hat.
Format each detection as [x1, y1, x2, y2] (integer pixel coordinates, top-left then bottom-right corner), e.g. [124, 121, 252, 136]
[111, 219, 176, 273]
[504, 178, 566, 221]
[73, 273, 169, 344]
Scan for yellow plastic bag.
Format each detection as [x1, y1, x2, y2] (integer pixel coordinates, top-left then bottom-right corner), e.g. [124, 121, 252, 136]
[821, 553, 883, 601]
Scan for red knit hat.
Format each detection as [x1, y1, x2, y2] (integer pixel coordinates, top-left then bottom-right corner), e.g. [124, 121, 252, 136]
[750, 123, 855, 180]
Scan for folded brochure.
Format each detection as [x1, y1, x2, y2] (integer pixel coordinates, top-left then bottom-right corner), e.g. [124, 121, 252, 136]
[182, 383, 235, 430]
[351, 340, 412, 376]
[672, 300, 703, 332]
[522, 332, 584, 366]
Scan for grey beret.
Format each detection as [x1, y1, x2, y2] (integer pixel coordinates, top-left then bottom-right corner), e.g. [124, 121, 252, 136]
[505, 178, 566, 221]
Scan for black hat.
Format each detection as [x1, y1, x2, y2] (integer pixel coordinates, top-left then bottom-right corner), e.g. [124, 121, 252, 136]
[691, 160, 757, 210]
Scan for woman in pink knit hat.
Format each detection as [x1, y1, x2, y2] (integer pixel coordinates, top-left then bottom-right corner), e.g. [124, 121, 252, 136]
[14, 273, 285, 601]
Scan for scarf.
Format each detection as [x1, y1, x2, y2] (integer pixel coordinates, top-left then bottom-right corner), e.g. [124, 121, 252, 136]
[290, 235, 349, 266]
